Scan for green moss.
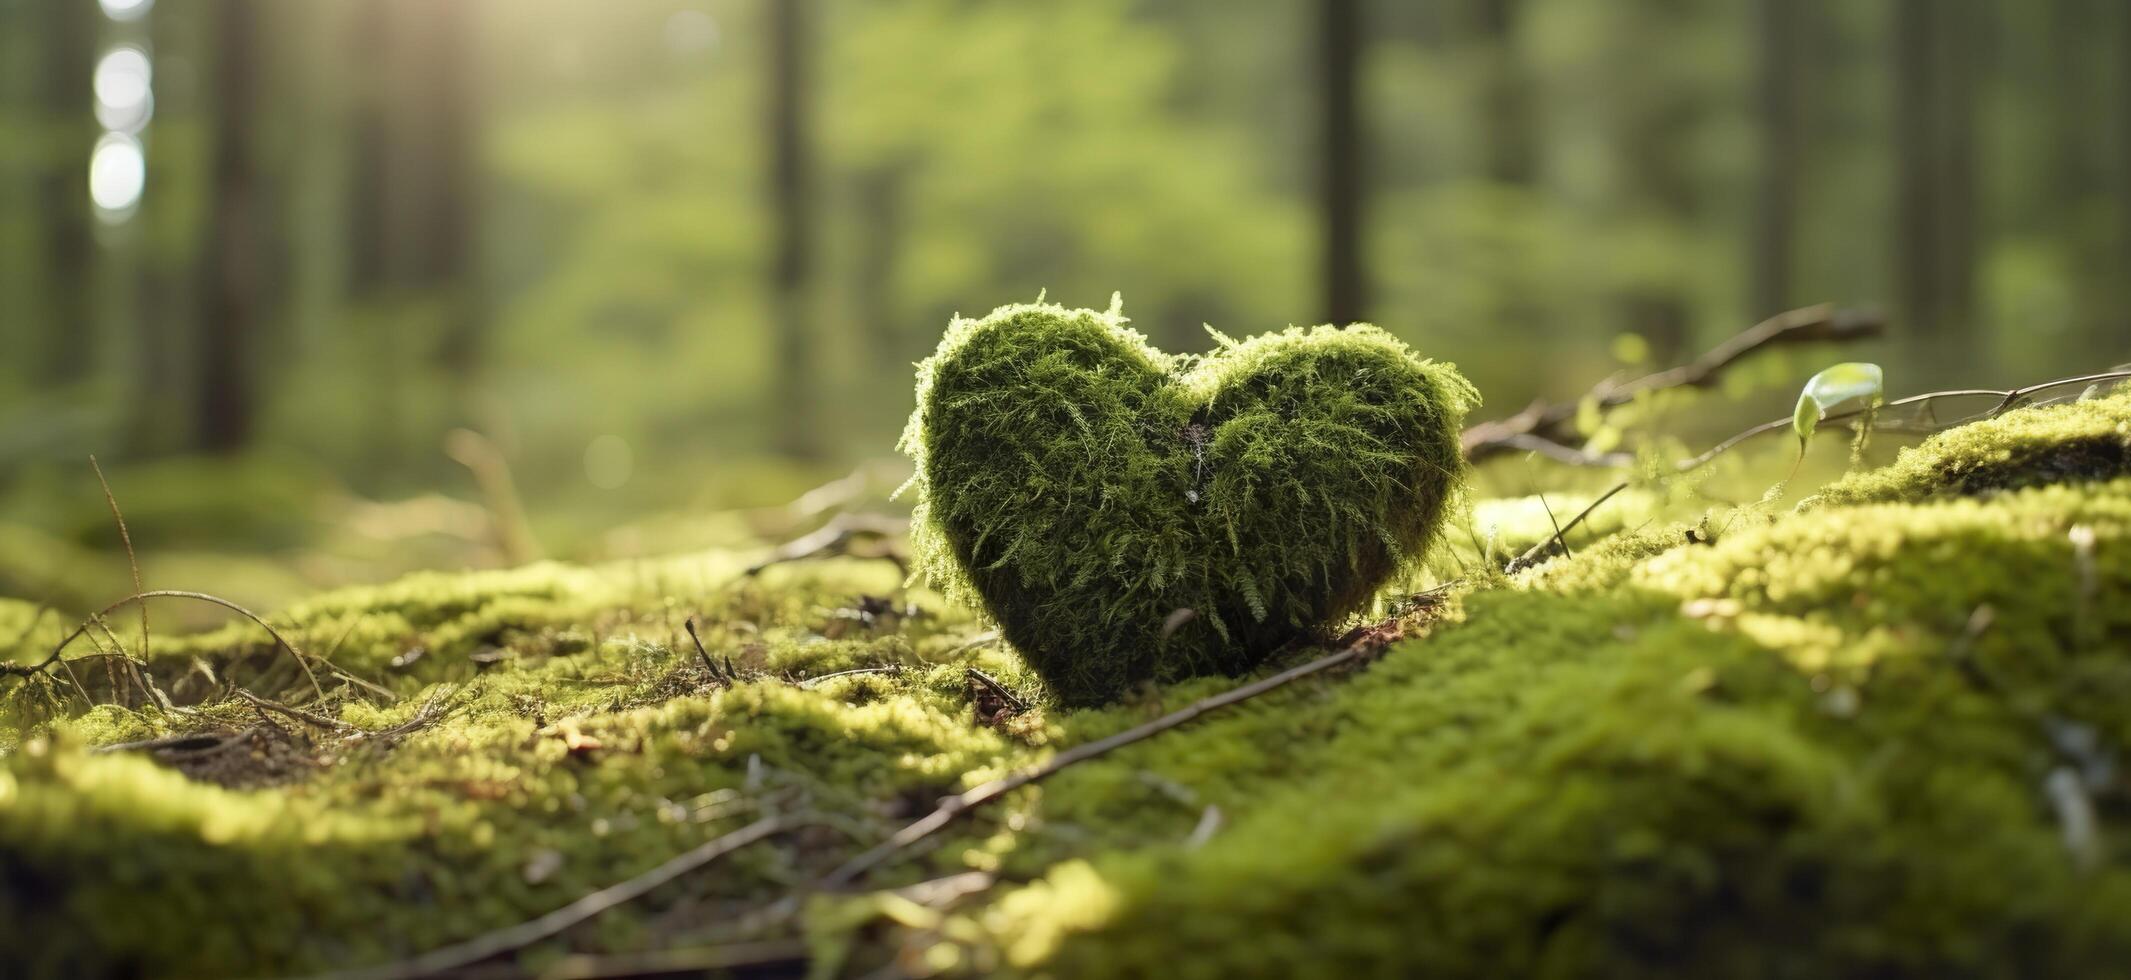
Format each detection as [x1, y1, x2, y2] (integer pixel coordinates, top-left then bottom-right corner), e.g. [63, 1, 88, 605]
[960, 477, 2131, 978]
[900, 299, 1477, 705]
[4, 365, 2131, 978]
[1811, 384, 2131, 506]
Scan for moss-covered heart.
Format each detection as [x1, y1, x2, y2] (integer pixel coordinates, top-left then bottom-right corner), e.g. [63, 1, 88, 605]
[899, 300, 1477, 705]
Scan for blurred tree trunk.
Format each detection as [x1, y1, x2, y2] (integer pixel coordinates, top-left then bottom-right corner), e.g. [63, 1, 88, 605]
[1893, 0, 1978, 355]
[852, 161, 909, 360]
[196, 0, 262, 454]
[346, 0, 481, 379]
[1616, 3, 1698, 363]
[1751, 0, 1803, 319]
[347, 4, 392, 296]
[1473, 0, 1533, 185]
[417, 0, 481, 379]
[769, 0, 819, 458]
[39, 0, 96, 383]
[1319, 0, 1367, 327]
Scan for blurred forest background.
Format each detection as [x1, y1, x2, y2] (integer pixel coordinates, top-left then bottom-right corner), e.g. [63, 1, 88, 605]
[1, 0, 2127, 619]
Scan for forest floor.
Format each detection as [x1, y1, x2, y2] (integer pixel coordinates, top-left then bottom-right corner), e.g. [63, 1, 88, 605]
[4, 382, 2131, 978]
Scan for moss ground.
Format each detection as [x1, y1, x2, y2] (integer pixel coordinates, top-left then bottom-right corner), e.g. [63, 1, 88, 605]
[3, 388, 2130, 978]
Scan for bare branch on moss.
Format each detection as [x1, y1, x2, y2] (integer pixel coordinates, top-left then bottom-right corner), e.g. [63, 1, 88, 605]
[965, 666, 1029, 719]
[1462, 304, 1885, 464]
[90, 456, 150, 666]
[684, 618, 732, 685]
[745, 513, 910, 577]
[1507, 483, 1630, 573]
[2, 590, 323, 702]
[533, 940, 813, 980]
[235, 689, 354, 732]
[819, 626, 1412, 890]
[797, 664, 904, 688]
[312, 814, 800, 980]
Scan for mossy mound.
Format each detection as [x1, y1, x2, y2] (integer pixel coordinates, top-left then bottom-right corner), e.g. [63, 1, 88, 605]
[899, 300, 1476, 705]
[1, 386, 2129, 978]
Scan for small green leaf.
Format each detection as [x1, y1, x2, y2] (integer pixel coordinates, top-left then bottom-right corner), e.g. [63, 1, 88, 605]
[1793, 362, 1883, 448]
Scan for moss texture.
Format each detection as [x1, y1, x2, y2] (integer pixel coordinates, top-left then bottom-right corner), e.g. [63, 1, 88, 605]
[898, 299, 1477, 705]
[1, 381, 2129, 978]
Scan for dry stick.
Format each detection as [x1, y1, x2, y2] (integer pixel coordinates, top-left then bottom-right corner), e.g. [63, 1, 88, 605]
[1461, 304, 1885, 463]
[964, 666, 1029, 714]
[535, 940, 813, 980]
[818, 639, 1379, 890]
[797, 664, 905, 688]
[683, 618, 729, 683]
[3, 590, 323, 701]
[1506, 482, 1631, 574]
[234, 688, 352, 732]
[311, 814, 798, 980]
[89, 456, 149, 666]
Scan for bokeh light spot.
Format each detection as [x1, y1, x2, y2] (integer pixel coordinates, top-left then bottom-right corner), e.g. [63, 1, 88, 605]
[89, 132, 147, 219]
[97, 0, 153, 22]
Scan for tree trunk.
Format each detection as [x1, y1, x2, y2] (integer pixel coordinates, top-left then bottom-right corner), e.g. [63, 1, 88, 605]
[1319, 0, 1367, 326]
[1473, 0, 1533, 185]
[1751, 0, 1803, 319]
[852, 162, 909, 361]
[347, 3, 392, 296]
[39, 0, 97, 383]
[415, 0, 480, 378]
[769, 0, 819, 458]
[1892, 0, 1979, 358]
[196, 0, 262, 454]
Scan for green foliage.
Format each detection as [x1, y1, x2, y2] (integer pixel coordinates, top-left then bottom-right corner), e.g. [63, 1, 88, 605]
[1793, 361, 1884, 449]
[898, 300, 1477, 705]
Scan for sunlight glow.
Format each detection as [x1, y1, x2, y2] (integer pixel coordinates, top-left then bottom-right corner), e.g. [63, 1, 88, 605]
[94, 46, 154, 133]
[663, 10, 720, 57]
[97, 0, 153, 22]
[90, 132, 147, 218]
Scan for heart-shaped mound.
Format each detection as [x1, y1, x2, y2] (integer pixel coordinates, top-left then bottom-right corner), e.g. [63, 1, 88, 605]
[899, 300, 1477, 705]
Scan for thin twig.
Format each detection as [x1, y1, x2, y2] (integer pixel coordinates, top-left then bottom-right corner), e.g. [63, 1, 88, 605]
[1462, 304, 1884, 463]
[683, 618, 729, 684]
[797, 665, 905, 688]
[90, 456, 149, 665]
[235, 689, 353, 732]
[1506, 482, 1630, 573]
[533, 940, 813, 980]
[309, 814, 798, 980]
[2, 590, 323, 701]
[964, 667, 1029, 714]
[745, 513, 909, 577]
[818, 637, 1387, 890]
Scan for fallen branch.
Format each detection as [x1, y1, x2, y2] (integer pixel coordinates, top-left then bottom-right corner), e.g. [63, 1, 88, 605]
[1506, 482, 1630, 573]
[235, 689, 354, 732]
[745, 513, 909, 577]
[1462, 304, 1884, 464]
[817, 630, 1401, 890]
[683, 618, 733, 685]
[797, 664, 905, 688]
[311, 814, 799, 980]
[90, 456, 149, 665]
[1, 590, 323, 701]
